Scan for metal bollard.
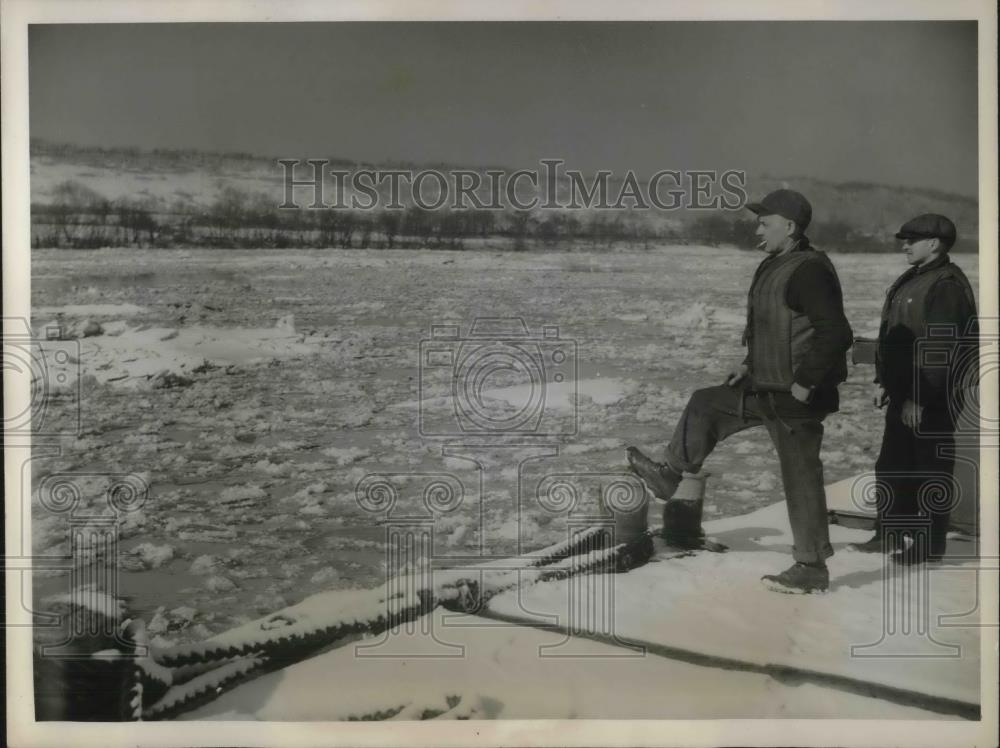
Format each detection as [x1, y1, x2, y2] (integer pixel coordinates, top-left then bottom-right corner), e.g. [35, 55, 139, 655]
[613, 495, 650, 544]
[602, 487, 650, 545]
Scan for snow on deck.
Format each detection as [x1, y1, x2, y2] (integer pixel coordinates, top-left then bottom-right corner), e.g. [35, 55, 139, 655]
[181, 501, 981, 720]
[490, 502, 982, 708]
[183, 606, 942, 721]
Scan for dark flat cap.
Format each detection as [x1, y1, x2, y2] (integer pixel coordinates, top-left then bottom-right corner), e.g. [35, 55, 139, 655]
[746, 189, 812, 230]
[895, 213, 957, 247]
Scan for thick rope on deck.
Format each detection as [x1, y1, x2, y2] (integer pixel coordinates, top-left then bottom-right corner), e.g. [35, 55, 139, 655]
[143, 655, 269, 719]
[139, 525, 654, 719]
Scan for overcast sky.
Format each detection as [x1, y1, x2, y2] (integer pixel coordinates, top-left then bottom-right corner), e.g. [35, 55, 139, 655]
[29, 21, 978, 196]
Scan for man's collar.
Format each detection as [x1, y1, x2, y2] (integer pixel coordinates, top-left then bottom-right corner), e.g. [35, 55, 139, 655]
[774, 236, 809, 257]
[914, 253, 950, 274]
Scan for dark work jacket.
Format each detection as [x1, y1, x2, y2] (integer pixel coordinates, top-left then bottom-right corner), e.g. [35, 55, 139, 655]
[742, 239, 853, 413]
[876, 254, 978, 410]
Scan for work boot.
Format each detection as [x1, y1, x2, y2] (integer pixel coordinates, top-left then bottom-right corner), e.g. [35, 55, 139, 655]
[761, 562, 829, 594]
[626, 447, 683, 501]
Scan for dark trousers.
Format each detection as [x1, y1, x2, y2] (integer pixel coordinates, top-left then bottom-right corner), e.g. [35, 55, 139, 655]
[665, 384, 834, 564]
[874, 402, 956, 553]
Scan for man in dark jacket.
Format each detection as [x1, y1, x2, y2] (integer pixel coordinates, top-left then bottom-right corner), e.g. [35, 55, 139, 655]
[854, 213, 977, 563]
[628, 189, 854, 593]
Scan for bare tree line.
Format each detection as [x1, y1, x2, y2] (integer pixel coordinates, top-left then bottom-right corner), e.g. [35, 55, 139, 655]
[32, 180, 976, 253]
[31, 181, 667, 251]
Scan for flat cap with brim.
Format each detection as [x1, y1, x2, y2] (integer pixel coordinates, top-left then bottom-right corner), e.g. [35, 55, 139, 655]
[895, 213, 957, 247]
[746, 189, 812, 230]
